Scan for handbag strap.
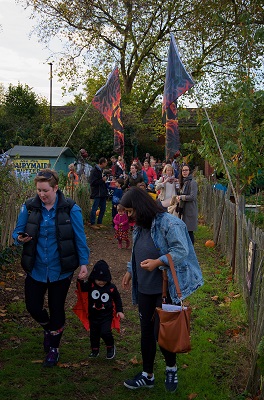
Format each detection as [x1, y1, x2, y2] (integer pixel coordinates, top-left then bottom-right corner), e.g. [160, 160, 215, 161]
[166, 253, 182, 299]
[162, 270, 168, 302]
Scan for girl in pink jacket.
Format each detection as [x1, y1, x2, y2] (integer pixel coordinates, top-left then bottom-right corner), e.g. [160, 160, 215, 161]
[113, 204, 130, 249]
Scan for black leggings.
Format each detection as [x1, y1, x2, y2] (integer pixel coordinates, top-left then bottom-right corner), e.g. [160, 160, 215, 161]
[25, 274, 72, 347]
[138, 292, 176, 374]
[89, 318, 114, 349]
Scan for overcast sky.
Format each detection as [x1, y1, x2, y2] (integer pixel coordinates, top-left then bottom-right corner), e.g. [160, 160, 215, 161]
[0, 0, 75, 105]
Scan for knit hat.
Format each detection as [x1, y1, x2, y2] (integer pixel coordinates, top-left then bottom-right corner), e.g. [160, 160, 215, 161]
[89, 260, 112, 282]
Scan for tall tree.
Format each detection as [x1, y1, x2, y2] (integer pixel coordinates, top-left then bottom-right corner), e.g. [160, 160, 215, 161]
[22, 0, 263, 112]
[2, 83, 49, 148]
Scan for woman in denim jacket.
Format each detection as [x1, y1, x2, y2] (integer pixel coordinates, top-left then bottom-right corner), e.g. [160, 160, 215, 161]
[121, 187, 203, 393]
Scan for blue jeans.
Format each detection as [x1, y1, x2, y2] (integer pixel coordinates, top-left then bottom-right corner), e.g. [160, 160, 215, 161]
[90, 197, 107, 225]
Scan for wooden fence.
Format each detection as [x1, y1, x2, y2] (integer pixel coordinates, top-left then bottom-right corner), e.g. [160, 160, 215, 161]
[198, 175, 264, 397]
[0, 182, 90, 251]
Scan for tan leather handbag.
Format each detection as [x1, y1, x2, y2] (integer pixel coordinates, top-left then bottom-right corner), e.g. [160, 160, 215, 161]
[156, 253, 191, 353]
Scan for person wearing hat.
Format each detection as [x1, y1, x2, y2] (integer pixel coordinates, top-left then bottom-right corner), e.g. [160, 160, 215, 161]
[78, 260, 124, 359]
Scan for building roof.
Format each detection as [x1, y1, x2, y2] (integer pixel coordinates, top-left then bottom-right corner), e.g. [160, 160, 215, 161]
[7, 146, 76, 158]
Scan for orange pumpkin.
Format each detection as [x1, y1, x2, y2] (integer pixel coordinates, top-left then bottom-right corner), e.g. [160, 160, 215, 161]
[96, 210, 100, 216]
[205, 240, 215, 248]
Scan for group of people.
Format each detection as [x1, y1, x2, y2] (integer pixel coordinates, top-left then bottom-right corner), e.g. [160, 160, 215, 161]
[88, 155, 198, 246]
[12, 152, 203, 394]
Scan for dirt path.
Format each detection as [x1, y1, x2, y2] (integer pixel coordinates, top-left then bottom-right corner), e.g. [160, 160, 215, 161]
[0, 225, 134, 317]
[68, 225, 133, 310]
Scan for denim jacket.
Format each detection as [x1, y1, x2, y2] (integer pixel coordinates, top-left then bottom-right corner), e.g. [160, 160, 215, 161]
[127, 212, 203, 305]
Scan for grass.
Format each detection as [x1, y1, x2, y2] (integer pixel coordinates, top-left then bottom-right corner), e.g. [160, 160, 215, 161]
[0, 207, 250, 399]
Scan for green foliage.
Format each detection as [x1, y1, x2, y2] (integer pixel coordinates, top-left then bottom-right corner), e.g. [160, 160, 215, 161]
[245, 210, 264, 230]
[0, 245, 22, 267]
[7, 301, 26, 315]
[197, 88, 264, 194]
[1, 83, 49, 149]
[58, 170, 68, 190]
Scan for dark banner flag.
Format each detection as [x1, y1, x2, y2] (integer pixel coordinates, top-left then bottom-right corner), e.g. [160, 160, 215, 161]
[162, 34, 194, 160]
[92, 67, 124, 155]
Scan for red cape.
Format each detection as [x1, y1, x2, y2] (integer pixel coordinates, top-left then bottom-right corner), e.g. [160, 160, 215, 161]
[72, 280, 120, 332]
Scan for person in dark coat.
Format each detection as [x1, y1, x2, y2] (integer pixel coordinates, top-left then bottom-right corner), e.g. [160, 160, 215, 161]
[89, 157, 108, 229]
[176, 164, 198, 244]
[122, 164, 144, 191]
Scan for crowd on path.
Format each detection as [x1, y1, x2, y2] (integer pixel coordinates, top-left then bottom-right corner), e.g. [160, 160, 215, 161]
[12, 151, 202, 394]
[88, 153, 198, 245]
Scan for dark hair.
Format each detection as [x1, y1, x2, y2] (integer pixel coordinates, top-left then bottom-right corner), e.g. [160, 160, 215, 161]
[130, 163, 139, 171]
[179, 163, 191, 187]
[116, 178, 124, 185]
[133, 160, 142, 171]
[99, 157, 107, 165]
[120, 187, 164, 228]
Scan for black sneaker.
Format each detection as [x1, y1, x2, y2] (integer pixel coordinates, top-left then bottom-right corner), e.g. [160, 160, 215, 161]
[165, 368, 178, 392]
[43, 331, 51, 353]
[106, 345, 116, 359]
[124, 372, 154, 389]
[89, 349, 99, 358]
[43, 347, 59, 367]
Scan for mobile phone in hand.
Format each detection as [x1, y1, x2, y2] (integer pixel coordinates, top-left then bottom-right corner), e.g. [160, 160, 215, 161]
[18, 232, 29, 238]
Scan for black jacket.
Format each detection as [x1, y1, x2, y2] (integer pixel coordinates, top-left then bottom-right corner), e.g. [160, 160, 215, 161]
[21, 190, 79, 274]
[89, 165, 108, 199]
[122, 172, 143, 190]
[79, 280, 123, 323]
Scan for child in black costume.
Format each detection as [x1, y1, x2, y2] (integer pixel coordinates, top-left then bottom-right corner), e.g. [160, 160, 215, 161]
[79, 260, 124, 359]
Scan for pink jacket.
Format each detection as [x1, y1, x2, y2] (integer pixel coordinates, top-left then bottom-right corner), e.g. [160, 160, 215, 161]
[113, 213, 129, 231]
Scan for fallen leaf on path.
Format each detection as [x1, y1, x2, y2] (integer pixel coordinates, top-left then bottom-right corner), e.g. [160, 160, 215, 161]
[130, 355, 140, 365]
[188, 393, 198, 399]
[211, 295, 219, 301]
[182, 364, 189, 369]
[0, 312, 7, 317]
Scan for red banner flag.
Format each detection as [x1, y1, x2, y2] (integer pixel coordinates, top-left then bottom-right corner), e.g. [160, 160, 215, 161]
[92, 67, 124, 156]
[162, 34, 194, 160]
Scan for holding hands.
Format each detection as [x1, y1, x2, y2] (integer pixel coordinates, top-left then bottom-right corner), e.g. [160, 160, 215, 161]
[78, 265, 88, 280]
